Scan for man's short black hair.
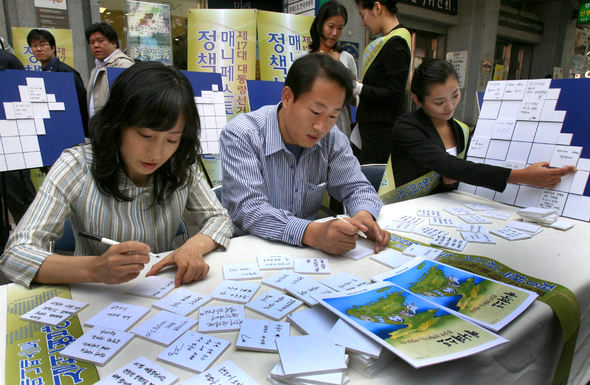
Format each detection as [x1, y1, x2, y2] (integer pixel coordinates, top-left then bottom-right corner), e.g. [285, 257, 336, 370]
[85, 22, 119, 48]
[285, 53, 353, 106]
[26, 29, 56, 54]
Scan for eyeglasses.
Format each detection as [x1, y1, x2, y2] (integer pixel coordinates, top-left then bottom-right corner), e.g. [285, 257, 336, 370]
[30, 42, 51, 49]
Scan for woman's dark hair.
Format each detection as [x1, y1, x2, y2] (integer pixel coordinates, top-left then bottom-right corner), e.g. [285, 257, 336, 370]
[85, 22, 120, 47]
[309, 1, 348, 53]
[411, 59, 459, 103]
[90, 61, 200, 205]
[355, 0, 399, 14]
[286, 53, 353, 106]
[27, 29, 56, 55]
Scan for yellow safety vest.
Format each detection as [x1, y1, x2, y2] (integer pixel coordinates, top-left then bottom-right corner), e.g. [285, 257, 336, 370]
[361, 27, 411, 79]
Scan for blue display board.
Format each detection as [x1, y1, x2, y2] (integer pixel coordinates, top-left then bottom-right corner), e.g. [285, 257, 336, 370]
[0, 70, 85, 170]
[246, 79, 284, 111]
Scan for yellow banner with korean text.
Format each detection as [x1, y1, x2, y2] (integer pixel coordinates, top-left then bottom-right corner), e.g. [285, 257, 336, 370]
[257, 11, 313, 82]
[187, 9, 257, 119]
[12, 27, 74, 71]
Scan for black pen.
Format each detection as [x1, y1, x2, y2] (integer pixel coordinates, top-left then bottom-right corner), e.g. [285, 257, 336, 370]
[78, 231, 160, 258]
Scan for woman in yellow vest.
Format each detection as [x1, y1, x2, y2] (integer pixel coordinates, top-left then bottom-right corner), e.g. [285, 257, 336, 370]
[354, 0, 411, 164]
[380, 59, 576, 203]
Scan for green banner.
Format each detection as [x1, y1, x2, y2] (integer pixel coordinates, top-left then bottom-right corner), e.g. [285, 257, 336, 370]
[387, 233, 579, 385]
[5, 284, 100, 385]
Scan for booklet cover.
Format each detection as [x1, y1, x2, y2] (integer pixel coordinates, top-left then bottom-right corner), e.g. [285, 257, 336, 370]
[372, 257, 538, 331]
[317, 282, 508, 368]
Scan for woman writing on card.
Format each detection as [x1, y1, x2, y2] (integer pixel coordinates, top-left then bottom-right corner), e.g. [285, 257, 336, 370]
[0, 61, 233, 287]
[380, 58, 576, 203]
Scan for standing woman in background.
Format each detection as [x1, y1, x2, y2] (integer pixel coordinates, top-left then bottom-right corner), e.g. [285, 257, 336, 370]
[354, 0, 411, 163]
[295, 0, 357, 137]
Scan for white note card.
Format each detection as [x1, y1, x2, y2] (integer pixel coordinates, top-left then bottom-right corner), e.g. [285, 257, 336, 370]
[538, 189, 568, 213]
[417, 209, 442, 217]
[456, 224, 488, 233]
[246, 290, 303, 320]
[549, 146, 583, 168]
[283, 275, 336, 306]
[293, 258, 330, 274]
[464, 203, 493, 211]
[403, 244, 443, 260]
[157, 330, 230, 373]
[287, 306, 338, 335]
[429, 217, 457, 227]
[458, 214, 492, 224]
[257, 254, 293, 270]
[490, 227, 531, 241]
[482, 210, 512, 221]
[132, 310, 197, 345]
[86, 302, 150, 331]
[370, 248, 413, 269]
[223, 263, 262, 280]
[236, 318, 290, 352]
[392, 215, 424, 225]
[183, 360, 259, 385]
[444, 207, 474, 216]
[152, 288, 211, 316]
[460, 232, 496, 244]
[21, 297, 87, 326]
[127, 276, 175, 299]
[198, 305, 245, 333]
[320, 272, 370, 292]
[60, 327, 134, 366]
[211, 280, 260, 304]
[275, 334, 347, 376]
[329, 318, 382, 358]
[262, 270, 301, 290]
[413, 226, 449, 239]
[431, 235, 467, 251]
[95, 356, 177, 385]
[342, 242, 374, 260]
[384, 220, 416, 232]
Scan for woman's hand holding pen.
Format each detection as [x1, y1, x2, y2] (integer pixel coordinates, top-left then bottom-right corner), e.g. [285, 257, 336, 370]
[93, 241, 150, 284]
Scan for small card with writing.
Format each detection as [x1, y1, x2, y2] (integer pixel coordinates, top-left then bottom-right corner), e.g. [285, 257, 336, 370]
[464, 203, 493, 211]
[456, 224, 488, 233]
[95, 356, 177, 385]
[283, 275, 336, 306]
[211, 280, 260, 304]
[157, 330, 230, 373]
[384, 220, 416, 232]
[393, 215, 424, 225]
[152, 288, 211, 316]
[417, 209, 442, 217]
[236, 318, 290, 352]
[458, 214, 492, 224]
[126, 276, 175, 299]
[413, 226, 449, 238]
[320, 272, 370, 292]
[198, 305, 245, 333]
[223, 263, 262, 280]
[293, 257, 330, 274]
[402, 244, 443, 260]
[262, 270, 302, 290]
[21, 297, 87, 326]
[444, 207, 474, 216]
[429, 217, 457, 227]
[460, 231, 496, 244]
[490, 227, 532, 241]
[506, 221, 541, 234]
[182, 360, 259, 385]
[257, 254, 293, 270]
[132, 310, 197, 345]
[482, 210, 511, 221]
[86, 302, 150, 331]
[60, 327, 134, 366]
[245, 290, 303, 320]
[370, 248, 413, 268]
[431, 235, 467, 251]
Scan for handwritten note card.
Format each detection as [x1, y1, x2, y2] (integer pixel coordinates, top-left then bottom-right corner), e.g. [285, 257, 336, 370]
[492, 119, 516, 140]
[458, 214, 492, 224]
[245, 290, 303, 320]
[293, 258, 330, 274]
[320, 272, 370, 292]
[464, 203, 493, 211]
[429, 217, 457, 227]
[95, 356, 177, 385]
[444, 207, 474, 216]
[460, 232, 496, 244]
[467, 137, 490, 158]
[384, 220, 416, 232]
[392, 215, 424, 225]
[431, 235, 467, 251]
[483, 81, 506, 100]
[413, 226, 448, 239]
[257, 255, 293, 270]
[60, 327, 134, 366]
[21, 297, 87, 326]
[482, 210, 511, 221]
[417, 209, 442, 217]
[283, 275, 336, 306]
[223, 263, 262, 280]
[262, 270, 302, 290]
[182, 360, 259, 385]
[402, 244, 443, 260]
[503, 80, 527, 100]
[85, 302, 150, 331]
[211, 280, 260, 304]
[157, 330, 230, 373]
[490, 227, 532, 241]
[538, 189, 568, 212]
[549, 146, 582, 168]
[198, 305, 245, 333]
[236, 318, 290, 352]
[127, 276, 175, 299]
[132, 310, 197, 345]
[456, 224, 488, 233]
[152, 288, 211, 316]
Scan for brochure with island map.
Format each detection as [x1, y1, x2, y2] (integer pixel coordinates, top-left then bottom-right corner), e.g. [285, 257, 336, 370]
[317, 281, 508, 368]
[371, 257, 538, 331]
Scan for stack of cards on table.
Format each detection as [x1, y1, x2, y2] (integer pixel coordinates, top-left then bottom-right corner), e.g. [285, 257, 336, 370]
[517, 207, 574, 230]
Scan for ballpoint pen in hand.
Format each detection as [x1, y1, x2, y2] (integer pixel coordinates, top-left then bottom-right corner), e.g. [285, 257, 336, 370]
[78, 231, 160, 258]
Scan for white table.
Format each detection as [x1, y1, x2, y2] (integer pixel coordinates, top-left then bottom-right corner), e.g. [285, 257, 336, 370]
[2, 191, 589, 385]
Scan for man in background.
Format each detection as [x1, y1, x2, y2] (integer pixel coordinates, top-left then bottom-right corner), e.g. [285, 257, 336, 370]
[85, 22, 133, 120]
[27, 28, 89, 137]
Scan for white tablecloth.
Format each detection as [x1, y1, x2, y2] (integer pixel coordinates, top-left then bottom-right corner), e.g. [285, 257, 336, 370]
[2, 191, 589, 385]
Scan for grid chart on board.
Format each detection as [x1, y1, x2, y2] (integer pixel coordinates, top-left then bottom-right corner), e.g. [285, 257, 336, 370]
[459, 78, 590, 222]
[196, 84, 227, 154]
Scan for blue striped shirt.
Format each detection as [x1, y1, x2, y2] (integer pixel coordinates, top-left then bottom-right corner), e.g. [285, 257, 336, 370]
[0, 144, 233, 287]
[220, 104, 382, 246]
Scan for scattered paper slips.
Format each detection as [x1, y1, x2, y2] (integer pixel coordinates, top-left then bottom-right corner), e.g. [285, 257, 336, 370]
[370, 248, 413, 268]
[127, 276, 175, 299]
[482, 210, 512, 221]
[182, 360, 259, 385]
[460, 232, 496, 244]
[490, 227, 532, 241]
[456, 224, 488, 233]
[257, 254, 293, 270]
[320, 272, 370, 292]
[86, 302, 150, 331]
[236, 318, 290, 352]
[293, 257, 330, 274]
[458, 214, 492, 224]
[157, 330, 230, 373]
[413, 226, 449, 238]
[429, 217, 457, 227]
[95, 356, 177, 385]
[402, 244, 443, 259]
[132, 310, 197, 345]
[444, 207, 474, 216]
[60, 327, 134, 366]
[431, 235, 467, 251]
[246, 290, 303, 320]
[198, 305, 245, 333]
[210, 280, 260, 304]
[21, 297, 87, 326]
[152, 288, 211, 316]
[275, 334, 347, 376]
[223, 263, 262, 280]
[417, 209, 443, 217]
